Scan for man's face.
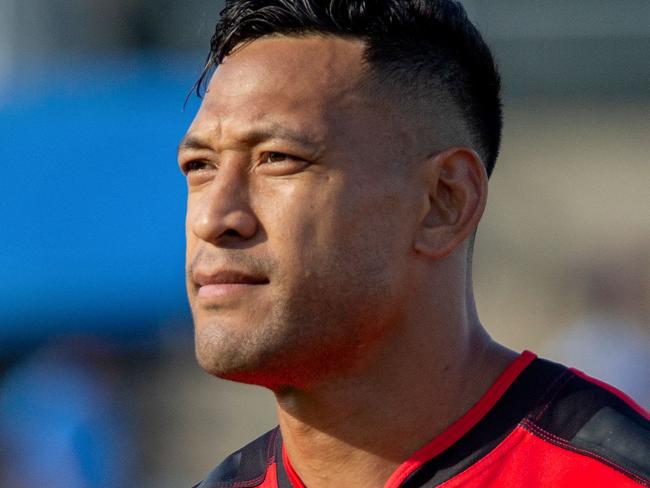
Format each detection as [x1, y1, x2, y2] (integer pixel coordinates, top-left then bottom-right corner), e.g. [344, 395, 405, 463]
[179, 36, 423, 388]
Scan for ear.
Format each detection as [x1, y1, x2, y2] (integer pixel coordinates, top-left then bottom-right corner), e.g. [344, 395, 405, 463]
[414, 147, 488, 259]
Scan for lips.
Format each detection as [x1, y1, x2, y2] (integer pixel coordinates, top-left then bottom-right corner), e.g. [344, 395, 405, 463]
[192, 270, 269, 300]
[194, 270, 269, 286]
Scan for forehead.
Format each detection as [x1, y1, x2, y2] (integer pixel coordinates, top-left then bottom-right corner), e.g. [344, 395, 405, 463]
[216, 35, 366, 98]
[188, 35, 376, 144]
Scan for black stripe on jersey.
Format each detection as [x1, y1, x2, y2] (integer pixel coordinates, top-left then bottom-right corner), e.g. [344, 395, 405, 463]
[401, 357, 567, 487]
[194, 427, 278, 488]
[527, 371, 650, 482]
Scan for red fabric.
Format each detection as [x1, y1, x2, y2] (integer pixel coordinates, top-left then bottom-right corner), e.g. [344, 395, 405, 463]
[570, 367, 649, 420]
[259, 462, 279, 488]
[437, 425, 644, 487]
[281, 424, 645, 488]
[282, 443, 306, 488]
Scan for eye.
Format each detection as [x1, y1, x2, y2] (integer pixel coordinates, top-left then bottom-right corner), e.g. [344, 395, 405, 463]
[181, 160, 217, 188]
[182, 160, 210, 175]
[259, 152, 309, 175]
[266, 152, 293, 164]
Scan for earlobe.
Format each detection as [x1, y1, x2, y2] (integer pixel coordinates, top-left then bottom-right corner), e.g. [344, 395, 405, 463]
[413, 148, 488, 259]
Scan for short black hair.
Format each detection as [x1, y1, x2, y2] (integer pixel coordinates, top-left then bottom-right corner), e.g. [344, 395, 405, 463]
[196, 0, 503, 177]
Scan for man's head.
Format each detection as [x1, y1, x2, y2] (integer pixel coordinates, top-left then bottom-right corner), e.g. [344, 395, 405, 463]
[179, 0, 502, 389]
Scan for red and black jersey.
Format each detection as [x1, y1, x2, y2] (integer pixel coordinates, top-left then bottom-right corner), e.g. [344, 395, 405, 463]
[193, 352, 650, 487]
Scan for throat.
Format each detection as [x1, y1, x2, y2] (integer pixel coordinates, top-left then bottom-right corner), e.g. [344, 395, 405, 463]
[273, 342, 519, 488]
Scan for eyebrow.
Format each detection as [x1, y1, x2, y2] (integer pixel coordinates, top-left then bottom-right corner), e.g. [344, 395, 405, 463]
[177, 135, 210, 152]
[177, 124, 322, 154]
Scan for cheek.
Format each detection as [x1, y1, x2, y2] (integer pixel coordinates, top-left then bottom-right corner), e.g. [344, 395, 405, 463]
[252, 171, 415, 291]
[331, 178, 409, 244]
[330, 182, 416, 293]
[269, 176, 409, 277]
[253, 175, 327, 244]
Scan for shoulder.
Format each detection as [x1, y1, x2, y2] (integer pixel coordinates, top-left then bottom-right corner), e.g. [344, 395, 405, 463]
[523, 361, 650, 483]
[435, 356, 650, 487]
[192, 427, 280, 488]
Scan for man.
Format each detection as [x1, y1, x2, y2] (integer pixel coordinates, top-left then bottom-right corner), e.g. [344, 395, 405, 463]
[178, 1, 650, 486]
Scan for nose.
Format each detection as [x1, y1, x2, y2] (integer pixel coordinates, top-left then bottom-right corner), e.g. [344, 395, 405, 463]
[189, 166, 258, 245]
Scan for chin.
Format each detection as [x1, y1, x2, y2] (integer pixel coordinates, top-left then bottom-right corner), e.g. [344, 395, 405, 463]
[196, 349, 303, 390]
[193, 318, 293, 387]
[193, 325, 336, 391]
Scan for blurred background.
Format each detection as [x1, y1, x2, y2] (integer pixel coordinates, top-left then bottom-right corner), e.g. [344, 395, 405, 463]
[0, 0, 648, 486]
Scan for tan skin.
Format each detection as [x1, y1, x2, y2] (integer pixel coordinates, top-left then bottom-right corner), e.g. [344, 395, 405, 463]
[179, 35, 517, 488]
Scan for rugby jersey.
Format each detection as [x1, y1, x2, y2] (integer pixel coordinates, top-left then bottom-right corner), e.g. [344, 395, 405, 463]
[193, 351, 650, 487]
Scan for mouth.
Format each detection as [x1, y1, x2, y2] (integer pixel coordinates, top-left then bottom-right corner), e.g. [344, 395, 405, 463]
[192, 270, 270, 300]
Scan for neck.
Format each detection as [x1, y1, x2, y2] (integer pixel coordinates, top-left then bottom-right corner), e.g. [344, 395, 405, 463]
[273, 313, 517, 488]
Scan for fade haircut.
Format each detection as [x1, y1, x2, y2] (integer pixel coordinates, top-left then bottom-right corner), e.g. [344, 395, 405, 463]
[196, 0, 503, 177]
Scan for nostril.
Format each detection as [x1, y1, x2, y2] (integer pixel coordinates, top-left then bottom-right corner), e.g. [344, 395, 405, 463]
[223, 229, 241, 238]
